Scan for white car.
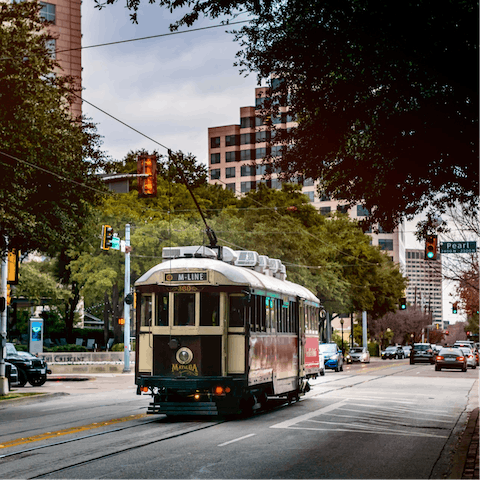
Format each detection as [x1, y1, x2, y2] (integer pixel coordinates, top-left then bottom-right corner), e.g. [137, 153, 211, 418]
[459, 347, 477, 369]
[349, 346, 370, 363]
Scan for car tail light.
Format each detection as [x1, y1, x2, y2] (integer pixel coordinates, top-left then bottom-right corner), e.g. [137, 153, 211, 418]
[436, 356, 444, 361]
[141, 386, 148, 393]
[457, 356, 465, 361]
[214, 386, 224, 395]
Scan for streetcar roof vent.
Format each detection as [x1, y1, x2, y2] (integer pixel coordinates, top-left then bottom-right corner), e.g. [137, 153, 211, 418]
[274, 262, 287, 280]
[162, 246, 217, 260]
[268, 258, 281, 273]
[220, 246, 238, 264]
[234, 250, 259, 267]
[256, 255, 271, 275]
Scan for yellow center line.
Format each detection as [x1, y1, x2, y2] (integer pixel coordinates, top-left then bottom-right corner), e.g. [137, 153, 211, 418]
[0, 413, 148, 449]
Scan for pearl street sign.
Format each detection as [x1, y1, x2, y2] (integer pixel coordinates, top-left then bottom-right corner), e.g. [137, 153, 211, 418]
[440, 241, 477, 254]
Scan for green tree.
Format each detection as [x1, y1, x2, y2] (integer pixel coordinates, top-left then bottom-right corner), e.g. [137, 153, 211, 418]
[99, 0, 478, 230]
[0, 1, 107, 256]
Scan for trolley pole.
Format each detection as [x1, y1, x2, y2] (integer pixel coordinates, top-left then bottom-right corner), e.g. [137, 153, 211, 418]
[123, 224, 131, 373]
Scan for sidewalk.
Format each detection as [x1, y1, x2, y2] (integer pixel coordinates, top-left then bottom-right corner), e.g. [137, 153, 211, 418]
[448, 378, 479, 480]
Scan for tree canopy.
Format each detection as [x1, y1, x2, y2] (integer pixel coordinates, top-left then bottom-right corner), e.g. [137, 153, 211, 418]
[99, 0, 478, 230]
[0, 1, 107, 256]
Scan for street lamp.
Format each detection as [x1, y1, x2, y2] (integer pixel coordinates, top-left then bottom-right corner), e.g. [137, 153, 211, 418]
[340, 319, 344, 355]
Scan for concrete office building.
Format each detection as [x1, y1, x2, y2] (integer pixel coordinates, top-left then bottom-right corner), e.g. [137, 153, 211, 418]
[405, 249, 443, 324]
[208, 85, 405, 268]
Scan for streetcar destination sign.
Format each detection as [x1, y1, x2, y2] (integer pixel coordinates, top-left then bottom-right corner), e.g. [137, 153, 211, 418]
[440, 241, 477, 254]
[165, 272, 207, 282]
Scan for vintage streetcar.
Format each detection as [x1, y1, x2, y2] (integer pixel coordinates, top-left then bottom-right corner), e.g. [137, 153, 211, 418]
[135, 245, 321, 416]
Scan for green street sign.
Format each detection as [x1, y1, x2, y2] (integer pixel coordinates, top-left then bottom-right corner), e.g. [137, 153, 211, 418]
[111, 236, 121, 250]
[440, 241, 477, 254]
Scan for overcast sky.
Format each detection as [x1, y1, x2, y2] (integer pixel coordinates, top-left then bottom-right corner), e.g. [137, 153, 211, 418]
[81, 0, 256, 166]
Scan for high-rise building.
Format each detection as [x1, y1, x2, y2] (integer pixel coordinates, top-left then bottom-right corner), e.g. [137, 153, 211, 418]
[40, 0, 82, 118]
[208, 86, 405, 267]
[405, 249, 443, 324]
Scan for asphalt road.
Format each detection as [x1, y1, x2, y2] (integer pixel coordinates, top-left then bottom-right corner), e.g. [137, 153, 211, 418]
[0, 359, 477, 479]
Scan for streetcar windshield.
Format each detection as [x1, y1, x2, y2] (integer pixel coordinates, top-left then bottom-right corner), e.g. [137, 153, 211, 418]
[174, 293, 195, 326]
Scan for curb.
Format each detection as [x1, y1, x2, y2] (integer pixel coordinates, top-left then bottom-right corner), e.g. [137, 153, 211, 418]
[0, 392, 69, 406]
[447, 407, 480, 480]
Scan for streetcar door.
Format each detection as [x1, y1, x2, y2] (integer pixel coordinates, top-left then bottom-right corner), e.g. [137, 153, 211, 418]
[298, 298, 306, 379]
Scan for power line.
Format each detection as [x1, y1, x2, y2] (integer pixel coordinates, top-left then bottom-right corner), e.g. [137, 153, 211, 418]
[55, 20, 250, 55]
[0, 152, 110, 196]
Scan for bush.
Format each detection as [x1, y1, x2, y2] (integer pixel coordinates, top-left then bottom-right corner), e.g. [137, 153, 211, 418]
[111, 342, 135, 352]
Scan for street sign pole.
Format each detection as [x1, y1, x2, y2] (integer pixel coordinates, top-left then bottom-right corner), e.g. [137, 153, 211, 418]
[0, 237, 9, 395]
[123, 224, 131, 373]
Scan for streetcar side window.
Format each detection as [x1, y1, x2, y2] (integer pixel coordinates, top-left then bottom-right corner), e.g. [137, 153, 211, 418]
[229, 295, 245, 327]
[290, 301, 298, 333]
[200, 292, 220, 326]
[156, 293, 169, 326]
[140, 294, 153, 327]
[174, 293, 196, 326]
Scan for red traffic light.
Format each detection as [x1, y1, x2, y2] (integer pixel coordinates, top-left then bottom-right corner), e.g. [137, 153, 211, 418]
[137, 155, 157, 197]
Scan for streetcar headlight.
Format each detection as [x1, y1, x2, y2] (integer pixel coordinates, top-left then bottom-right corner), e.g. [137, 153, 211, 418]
[176, 347, 194, 365]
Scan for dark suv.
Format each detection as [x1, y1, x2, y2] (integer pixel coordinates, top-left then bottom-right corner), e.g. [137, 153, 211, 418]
[410, 343, 435, 364]
[5, 343, 50, 387]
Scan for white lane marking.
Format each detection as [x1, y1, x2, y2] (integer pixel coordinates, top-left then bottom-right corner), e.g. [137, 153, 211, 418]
[218, 433, 256, 447]
[270, 400, 347, 429]
[285, 425, 448, 438]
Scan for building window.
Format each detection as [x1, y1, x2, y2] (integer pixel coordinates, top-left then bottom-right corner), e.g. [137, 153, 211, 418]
[210, 169, 220, 180]
[304, 178, 314, 187]
[40, 2, 56, 23]
[225, 167, 236, 178]
[271, 145, 284, 157]
[225, 151, 238, 162]
[240, 149, 253, 161]
[211, 136, 220, 149]
[320, 206, 331, 216]
[210, 153, 220, 164]
[45, 39, 56, 59]
[337, 205, 349, 214]
[241, 117, 254, 128]
[255, 131, 270, 143]
[225, 183, 236, 192]
[225, 135, 239, 147]
[271, 178, 282, 190]
[241, 165, 256, 177]
[241, 181, 255, 193]
[305, 191, 315, 202]
[256, 148, 267, 159]
[240, 133, 254, 145]
[379, 239, 394, 251]
[357, 205, 370, 217]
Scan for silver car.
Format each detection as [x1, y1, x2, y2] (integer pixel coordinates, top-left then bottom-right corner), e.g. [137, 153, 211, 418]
[459, 347, 477, 369]
[349, 347, 370, 363]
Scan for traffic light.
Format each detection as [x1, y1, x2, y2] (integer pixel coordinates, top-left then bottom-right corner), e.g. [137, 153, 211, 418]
[7, 249, 19, 285]
[101, 224, 113, 250]
[118, 317, 125, 325]
[399, 297, 407, 310]
[425, 234, 438, 260]
[452, 302, 458, 314]
[445, 330, 449, 335]
[137, 154, 157, 198]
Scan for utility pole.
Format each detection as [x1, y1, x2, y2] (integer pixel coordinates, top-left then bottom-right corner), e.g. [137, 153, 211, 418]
[362, 311, 368, 349]
[123, 224, 131, 373]
[0, 240, 8, 395]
